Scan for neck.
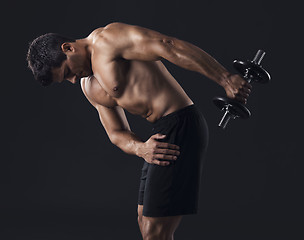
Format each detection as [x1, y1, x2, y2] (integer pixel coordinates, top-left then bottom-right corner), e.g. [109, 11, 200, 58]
[76, 38, 92, 60]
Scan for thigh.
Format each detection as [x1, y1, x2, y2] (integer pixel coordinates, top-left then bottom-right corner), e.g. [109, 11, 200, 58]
[143, 122, 208, 217]
[138, 162, 149, 206]
[143, 106, 209, 217]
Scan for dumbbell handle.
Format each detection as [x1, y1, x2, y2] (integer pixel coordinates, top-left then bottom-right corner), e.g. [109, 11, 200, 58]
[218, 107, 235, 129]
[252, 50, 265, 65]
[243, 49, 266, 83]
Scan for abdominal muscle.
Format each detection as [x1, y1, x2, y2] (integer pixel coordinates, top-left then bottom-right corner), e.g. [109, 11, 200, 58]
[89, 60, 194, 123]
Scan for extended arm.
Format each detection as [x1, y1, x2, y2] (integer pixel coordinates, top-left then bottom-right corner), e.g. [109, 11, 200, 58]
[103, 22, 252, 103]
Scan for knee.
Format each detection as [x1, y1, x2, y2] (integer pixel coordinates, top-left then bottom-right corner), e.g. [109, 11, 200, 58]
[141, 219, 171, 240]
[141, 219, 154, 239]
[142, 231, 171, 240]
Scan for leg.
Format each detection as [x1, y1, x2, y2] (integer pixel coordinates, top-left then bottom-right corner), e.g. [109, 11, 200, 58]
[141, 214, 182, 240]
[137, 106, 208, 239]
[138, 204, 144, 236]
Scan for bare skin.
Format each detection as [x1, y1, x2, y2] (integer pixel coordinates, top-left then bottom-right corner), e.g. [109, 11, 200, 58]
[51, 22, 252, 239]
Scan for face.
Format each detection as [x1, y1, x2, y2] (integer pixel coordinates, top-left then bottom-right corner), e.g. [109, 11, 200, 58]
[52, 42, 92, 84]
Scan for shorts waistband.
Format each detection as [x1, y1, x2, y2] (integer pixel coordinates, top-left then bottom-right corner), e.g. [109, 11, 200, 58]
[152, 104, 198, 127]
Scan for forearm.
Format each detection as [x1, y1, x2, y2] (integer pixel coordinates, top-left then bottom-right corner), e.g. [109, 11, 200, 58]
[162, 38, 230, 86]
[109, 129, 180, 166]
[110, 130, 145, 158]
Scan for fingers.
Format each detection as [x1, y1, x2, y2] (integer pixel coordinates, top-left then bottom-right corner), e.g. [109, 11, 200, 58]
[153, 143, 180, 164]
[154, 153, 178, 160]
[154, 148, 180, 156]
[242, 85, 252, 96]
[150, 153, 177, 166]
[235, 82, 252, 104]
[234, 95, 247, 104]
[235, 89, 249, 103]
[150, 134, 180, 150]
[226, 75, 253, 104]
[151, 159, 171, 166]
[156, 142, 180, 150]
[148, 136, 180, 166]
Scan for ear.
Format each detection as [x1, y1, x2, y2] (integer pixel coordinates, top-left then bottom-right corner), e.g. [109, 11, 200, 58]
[61, 42, 75, 53]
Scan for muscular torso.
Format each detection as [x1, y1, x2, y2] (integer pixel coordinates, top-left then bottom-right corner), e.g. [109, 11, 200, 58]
[81, 27, 193, 123]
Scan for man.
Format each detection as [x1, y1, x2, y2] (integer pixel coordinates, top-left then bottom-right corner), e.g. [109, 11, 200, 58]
[27, 22, 251, 240]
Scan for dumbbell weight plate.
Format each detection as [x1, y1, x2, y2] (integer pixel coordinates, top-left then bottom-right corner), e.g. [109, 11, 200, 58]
[213, 96, 251, 119]
[233, 60, 271, 83]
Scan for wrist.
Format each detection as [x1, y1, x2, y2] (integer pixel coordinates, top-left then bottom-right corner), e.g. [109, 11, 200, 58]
[134, 141, 146, 158]
[218, 71, 233, 88]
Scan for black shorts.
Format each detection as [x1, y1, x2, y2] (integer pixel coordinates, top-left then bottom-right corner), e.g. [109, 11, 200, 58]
[138, 104, 209, 217]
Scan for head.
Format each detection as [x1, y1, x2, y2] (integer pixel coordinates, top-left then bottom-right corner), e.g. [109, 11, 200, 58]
[27, 33, 92, 86]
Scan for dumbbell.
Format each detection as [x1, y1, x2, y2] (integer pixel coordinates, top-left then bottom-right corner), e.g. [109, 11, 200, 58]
[213, 50, 271, 129]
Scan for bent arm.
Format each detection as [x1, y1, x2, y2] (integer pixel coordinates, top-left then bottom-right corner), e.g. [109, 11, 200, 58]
[92, 105, 180, 165]
[80, 77, 180, 165]
[81, 77, 178, 162]
[106, 22, 230, 86]
[95, 104, 145, 157]
[80, 77, 145, 157]
[94, 105, 179, 165]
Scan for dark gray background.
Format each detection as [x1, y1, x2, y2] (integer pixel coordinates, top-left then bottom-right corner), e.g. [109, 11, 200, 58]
[1, 0, 303, 239]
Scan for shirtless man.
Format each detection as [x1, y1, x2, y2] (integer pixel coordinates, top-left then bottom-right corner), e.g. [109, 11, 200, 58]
[27, 22, 251, 240]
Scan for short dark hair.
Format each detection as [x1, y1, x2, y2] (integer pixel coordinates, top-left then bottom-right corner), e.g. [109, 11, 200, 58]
[27, 33, 76, 86]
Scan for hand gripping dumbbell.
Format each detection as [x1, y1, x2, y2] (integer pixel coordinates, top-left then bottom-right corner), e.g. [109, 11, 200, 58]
[213, 50, 271, 129]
